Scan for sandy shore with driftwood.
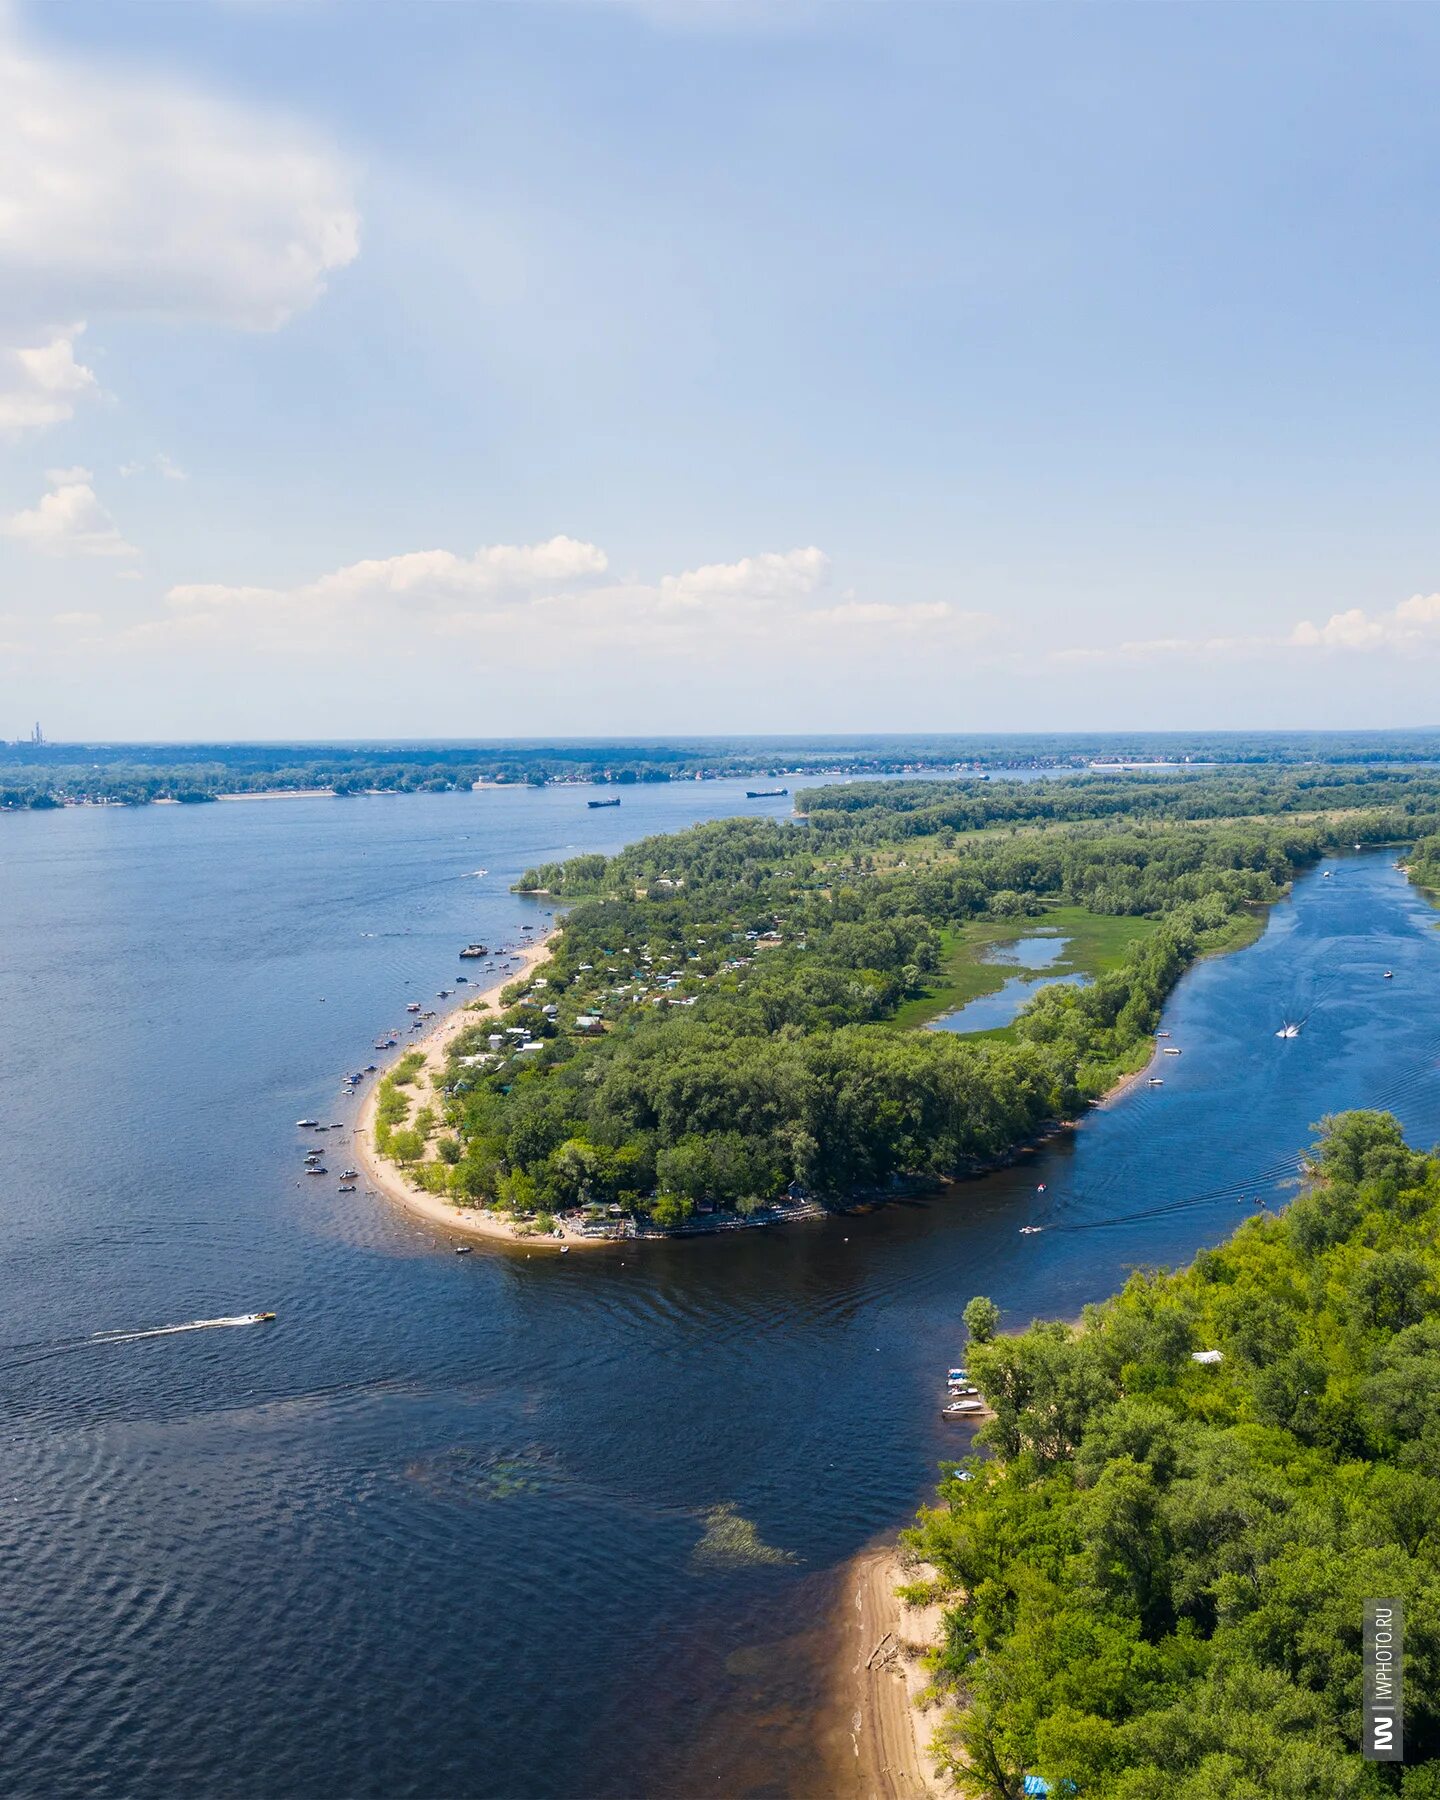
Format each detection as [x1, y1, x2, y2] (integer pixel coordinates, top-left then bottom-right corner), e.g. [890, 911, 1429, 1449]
[828, 1543, 953, 1798]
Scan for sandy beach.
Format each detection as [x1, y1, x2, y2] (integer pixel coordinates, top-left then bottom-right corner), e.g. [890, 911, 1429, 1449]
[830, 1544, 952, 1798]
[352, 928, 604, 1250]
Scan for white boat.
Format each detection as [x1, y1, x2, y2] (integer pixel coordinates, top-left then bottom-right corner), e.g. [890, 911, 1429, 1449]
[1148, 1077, 1164, 1085]
[943, 1399, 985, 1417]
[1019, 1225, 1043, 1235]
[296, 1118, 319, 1128]
[946, 1367, 968, 1382]
[1276, 1023, 1300, 1039]
[1163, 1047, 1182, 1055]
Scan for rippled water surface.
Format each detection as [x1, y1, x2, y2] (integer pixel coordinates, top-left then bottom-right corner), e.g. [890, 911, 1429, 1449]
[2, 799, 1438, 1799]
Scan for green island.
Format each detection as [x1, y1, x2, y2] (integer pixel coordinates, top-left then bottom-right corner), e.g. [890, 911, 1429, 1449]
[909, 1111, 1440, 1798]
[367, 768, 1440, 1233]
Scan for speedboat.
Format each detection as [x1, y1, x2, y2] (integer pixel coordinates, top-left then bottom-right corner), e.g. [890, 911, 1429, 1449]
[340, 1168, 359, 1180]
[946, 1367, 968, 1383]
[338, 1184, 356, 1193]
[247, 1312, 277, 1323]
[943, 1399, 985, 1418]
[296, 1119, 319, 1129]
[1019, 1225, 1042, 1235]
[1384, 970, 1394, 979]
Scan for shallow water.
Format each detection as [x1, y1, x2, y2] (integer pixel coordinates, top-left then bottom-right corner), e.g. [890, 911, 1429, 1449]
[928, 931, 1089, 1033]
[1, 801, 1437, 1798]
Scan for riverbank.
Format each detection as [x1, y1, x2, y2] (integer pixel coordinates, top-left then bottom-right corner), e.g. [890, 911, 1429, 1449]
[830, 1545, 951, 1798]
[352, 929, 608, 1251]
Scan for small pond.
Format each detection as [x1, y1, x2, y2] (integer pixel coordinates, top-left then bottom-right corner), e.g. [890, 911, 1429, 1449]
[928, 933, 1091, 1034]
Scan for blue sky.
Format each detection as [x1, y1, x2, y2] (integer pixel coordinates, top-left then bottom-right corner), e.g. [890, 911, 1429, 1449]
[4, 0, 1440, 738]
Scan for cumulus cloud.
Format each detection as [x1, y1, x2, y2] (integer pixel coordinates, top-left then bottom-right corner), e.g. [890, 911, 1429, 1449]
[0, 13, 359, 432]
[1290, 593, 1440, 651]
[3, 468, 137, 558]
[117, 537, 983, 662]
[0, 325, 100, 433]
[1052, 587, 1440, 667]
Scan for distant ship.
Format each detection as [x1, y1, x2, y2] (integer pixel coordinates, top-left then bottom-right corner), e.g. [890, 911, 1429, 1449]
[746, 788, 789, 799]
[588, 796, 621, 808]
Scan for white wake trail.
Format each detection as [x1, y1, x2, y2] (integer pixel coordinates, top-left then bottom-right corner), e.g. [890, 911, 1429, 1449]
[90, 1314, 273, 1344]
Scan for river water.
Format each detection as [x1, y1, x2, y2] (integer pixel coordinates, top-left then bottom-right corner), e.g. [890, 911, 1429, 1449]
[1, 794, 1437, 1799]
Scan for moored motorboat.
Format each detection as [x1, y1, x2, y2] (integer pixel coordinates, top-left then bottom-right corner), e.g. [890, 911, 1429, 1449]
[943, 1398, 985, 1417]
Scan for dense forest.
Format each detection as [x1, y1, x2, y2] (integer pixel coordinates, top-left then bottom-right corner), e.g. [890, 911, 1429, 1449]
[910, 1112, 1440, 1799]
[367, 769, 1440, 1232]
[8, 730, 1440, 807]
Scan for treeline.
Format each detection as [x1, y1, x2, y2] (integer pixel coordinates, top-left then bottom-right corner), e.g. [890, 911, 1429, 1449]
[797, 766, 1440, 841]
[13, 733, 1440, 810]
[912, 1112, 1440, 1797]
[381, 775, 1440, 1229]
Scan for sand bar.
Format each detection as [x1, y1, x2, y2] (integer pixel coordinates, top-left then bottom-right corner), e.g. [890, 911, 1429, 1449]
[829, 1544, 952, 1798]
[353, 927, 604, 1250]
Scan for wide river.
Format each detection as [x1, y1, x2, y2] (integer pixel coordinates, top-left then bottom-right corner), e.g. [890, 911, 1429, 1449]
[3, 788, 1438, 1799]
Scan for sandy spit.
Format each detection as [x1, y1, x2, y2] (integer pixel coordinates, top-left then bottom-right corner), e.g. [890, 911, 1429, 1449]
[352, 929, 605, 1251]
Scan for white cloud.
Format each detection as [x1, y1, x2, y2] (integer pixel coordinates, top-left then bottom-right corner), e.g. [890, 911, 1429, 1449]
[117, 537, 983, 662]
[3, 469, 137, 558]
[0, 325, 98, 433]
[120, 452, 189, 481]
[0, 13, 359, 433]
[161, 536, 609, 634]
[1052, 587, 1440, 667]
[1290, 593, 1440, 651]
[656, 546, 828, 611]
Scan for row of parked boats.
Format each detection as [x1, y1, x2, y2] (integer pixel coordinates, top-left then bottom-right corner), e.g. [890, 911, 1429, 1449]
[942, 1366, 985, 1420]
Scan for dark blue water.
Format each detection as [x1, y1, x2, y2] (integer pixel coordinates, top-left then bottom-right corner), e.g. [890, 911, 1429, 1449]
[2, 806, 1437, 1799]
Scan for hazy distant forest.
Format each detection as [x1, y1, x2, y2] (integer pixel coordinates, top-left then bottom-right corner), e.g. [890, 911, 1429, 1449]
[7, 730, 1440, 807]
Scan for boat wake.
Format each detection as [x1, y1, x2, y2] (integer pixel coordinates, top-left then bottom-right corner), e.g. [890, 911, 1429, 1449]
[90, 1313, 275, 1345]
[0, 1313, 275, 1372]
